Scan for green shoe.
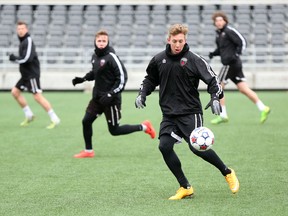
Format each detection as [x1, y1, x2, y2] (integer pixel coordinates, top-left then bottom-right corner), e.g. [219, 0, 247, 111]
[46, 119, 60, 129]
[211, 116, 229, 125]
[20, 116, 35, 126]
[260, 106, 271, 123]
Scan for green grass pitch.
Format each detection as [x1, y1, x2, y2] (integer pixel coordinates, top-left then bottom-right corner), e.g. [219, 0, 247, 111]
[0, 91, 287, 216]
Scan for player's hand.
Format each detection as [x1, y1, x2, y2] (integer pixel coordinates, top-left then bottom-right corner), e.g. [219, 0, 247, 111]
[99, 93, 114, 106]
[208, 52, 214, 59]
[72, 77, 85, 86]
[205, 96, 222, 115]
[135, 94, 146, 108]
[236, 47, 242, 56]
[9, 54, 17, 61]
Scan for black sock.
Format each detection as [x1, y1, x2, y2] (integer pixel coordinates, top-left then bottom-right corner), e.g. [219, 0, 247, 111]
[182, 184, 191, 189]
[223, 167, 231, 176]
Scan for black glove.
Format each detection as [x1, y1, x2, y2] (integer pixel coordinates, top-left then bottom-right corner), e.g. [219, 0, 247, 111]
[135, 94, 146, 108]
[236, 47, 242, 56]
[208, 52, 214, 59]
[72, 77, 85, 86]
[99, 92, 114, 106]
[9, 54, 17, 61]
[205, 95, 222, 115]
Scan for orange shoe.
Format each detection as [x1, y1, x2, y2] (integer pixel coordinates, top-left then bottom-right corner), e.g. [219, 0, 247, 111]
[142, 120, 156, 139]
[73, 150, 95, 158]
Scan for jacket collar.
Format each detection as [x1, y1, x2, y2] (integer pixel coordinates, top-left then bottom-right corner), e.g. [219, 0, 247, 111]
[94, 42, 115, 57]
[165, 43, 189, 60]
[216, 24, 228, 34]
[18, 32, 29, 41]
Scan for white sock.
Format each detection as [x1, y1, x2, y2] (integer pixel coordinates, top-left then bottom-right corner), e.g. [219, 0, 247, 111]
[220, 106, 228, 118]
[142, 124, 147, 131]
[85, 149, 93, 152]
[256, 100, 266, 111]
[48, 109, 60, 123]
[23, 106, 34, 119]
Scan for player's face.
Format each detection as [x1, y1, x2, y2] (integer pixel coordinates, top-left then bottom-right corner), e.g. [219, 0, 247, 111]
[167, 33, 186, 55]
[95, 35, 109, 49]
[17, 24, 28, 38]
[214, 17, 226, 30]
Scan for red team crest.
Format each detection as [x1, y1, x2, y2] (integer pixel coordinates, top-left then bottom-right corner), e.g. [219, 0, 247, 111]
[180, 58, 187, 66]
[100, 59, 105, 66]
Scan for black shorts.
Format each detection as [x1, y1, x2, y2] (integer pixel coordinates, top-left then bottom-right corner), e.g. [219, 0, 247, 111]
[86, 99, 122, 126]
[15, 77, 42, 94]
[159, 114, 203, 143]
[218, 59, 246, 85]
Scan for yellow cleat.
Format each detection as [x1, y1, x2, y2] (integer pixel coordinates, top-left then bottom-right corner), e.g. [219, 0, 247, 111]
[20, 116, 35, 127]
[225, 168, 239, 194]
[46, 119, 60, 129]
[210, 116, 229, 125]
[168, 187, 194, 200]
[260, 106, 271, 123]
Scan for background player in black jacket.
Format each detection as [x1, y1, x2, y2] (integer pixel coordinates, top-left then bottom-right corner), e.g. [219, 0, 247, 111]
[9, 21, 60, 129]
[135, 24, 239, 200]
[209, 12, 270, 124]
[72, 30, 155, 158]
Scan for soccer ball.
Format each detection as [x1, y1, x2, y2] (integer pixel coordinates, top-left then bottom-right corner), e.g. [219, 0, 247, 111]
[189, 127, 215, 151]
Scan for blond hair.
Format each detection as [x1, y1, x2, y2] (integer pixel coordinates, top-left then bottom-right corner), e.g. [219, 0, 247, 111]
[168, 24, 189, 38]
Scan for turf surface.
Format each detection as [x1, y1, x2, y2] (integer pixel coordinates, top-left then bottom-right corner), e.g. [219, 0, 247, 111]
[0, 91, 287, 216]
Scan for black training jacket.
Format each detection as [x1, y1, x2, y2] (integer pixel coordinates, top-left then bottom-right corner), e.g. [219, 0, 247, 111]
[15, 33, 40, 79]
[140, 43, 222, 116]
[84, 46, 128, 101]
[211, 24, 247, 65]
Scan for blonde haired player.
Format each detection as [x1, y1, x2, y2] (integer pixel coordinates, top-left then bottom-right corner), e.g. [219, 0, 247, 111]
[136, 24, 239, 200]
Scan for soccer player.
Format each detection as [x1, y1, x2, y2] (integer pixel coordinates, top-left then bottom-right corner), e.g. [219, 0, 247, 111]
[72, 30, 156, 158]
[135, 24, 239, 200]
[9, 21, 60, 129]
[209, 11, 270, 124]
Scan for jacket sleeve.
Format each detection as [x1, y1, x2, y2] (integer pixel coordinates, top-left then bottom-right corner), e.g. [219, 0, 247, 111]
[226, 27, 247, 55]
[16, 37, 36, 64]
[139, 56, 159, 96]
[83, 55, 96, 81]
[211, 39, 220, 56]
[108, 53, 127, 94]
[211, 48, 220, 56]
[195, 55, 223, 98]
[83, 70, 94, 81]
